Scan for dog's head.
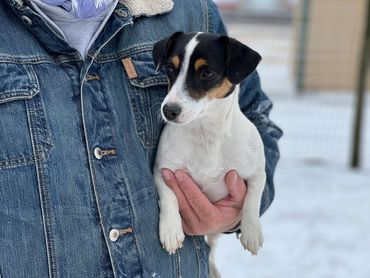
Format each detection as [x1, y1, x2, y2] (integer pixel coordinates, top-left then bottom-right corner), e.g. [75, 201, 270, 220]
[153, 32, 261, 125]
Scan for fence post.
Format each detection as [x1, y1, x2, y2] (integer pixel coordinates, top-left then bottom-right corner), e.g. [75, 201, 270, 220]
[351, 0, 370, 168]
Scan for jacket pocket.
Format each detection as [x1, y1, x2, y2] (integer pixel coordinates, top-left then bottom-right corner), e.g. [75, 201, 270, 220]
[124, 50, 168, 149]
[0, 63, 53, 169]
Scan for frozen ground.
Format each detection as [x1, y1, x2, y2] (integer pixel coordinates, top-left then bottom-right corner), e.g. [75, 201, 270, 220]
[216, 22, 370, 278]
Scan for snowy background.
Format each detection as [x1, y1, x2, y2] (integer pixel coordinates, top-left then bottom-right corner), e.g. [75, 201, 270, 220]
[216, 22, 370, 278]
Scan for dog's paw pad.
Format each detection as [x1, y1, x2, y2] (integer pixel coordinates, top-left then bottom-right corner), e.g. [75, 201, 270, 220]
[160, 221, 185, 254]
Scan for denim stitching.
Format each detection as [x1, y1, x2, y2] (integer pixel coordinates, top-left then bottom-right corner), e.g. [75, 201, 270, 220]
[192, 237, 201, 278]
[0, 55, 52, 64]
[25, 65, 54, 155]
[175, 252, 181, 278]
[129, 77, 168, 88]
[0, 90, 37, 102]
[123, 73, 151, 148]
[0, 153, 44, 169]
[203, 0, 209, 32]
[26, 98, 57, 278]
[91, 44, 153, 64]
[0, 64, 39, 103]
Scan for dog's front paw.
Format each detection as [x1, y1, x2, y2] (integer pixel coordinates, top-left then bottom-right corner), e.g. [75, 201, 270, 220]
[240, 220, 263, 255]
[159, 213, 185, 254]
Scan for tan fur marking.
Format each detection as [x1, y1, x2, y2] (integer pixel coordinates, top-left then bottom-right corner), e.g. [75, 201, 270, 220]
[207, 79, 234, 99]
[194, 58, 208, 71]
[172, 56, 180, 69]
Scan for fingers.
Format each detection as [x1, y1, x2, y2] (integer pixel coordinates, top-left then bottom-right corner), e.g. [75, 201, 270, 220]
[161, 169, 246, 236]
[181, 220, 191, 235]
[224, 170, 247, 203]
[161, 169, 198, 222]
[173, 170, 215, 219]
[213, 170, 247, 209]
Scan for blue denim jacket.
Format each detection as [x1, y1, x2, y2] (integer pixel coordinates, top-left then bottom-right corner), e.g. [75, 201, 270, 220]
[0, 0, 282, 277]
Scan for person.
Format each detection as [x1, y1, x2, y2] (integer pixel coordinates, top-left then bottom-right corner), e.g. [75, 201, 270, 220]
[0, 0, 282, 277]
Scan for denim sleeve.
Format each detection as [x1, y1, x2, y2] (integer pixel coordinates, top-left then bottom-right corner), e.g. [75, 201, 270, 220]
[207, 0, 283, 216]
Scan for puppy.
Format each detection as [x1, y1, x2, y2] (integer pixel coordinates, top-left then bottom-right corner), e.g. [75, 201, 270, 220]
[152, 32, 266, 276]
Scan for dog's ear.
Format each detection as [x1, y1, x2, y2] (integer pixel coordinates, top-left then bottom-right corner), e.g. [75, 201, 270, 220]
[153, 31, 183, 73]
[220, 36, 262, 84]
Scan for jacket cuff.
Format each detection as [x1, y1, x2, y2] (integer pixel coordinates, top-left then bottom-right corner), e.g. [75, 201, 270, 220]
[223, 221, 241, 234]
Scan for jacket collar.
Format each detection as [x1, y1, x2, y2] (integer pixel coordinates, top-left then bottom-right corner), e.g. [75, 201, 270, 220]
[12, 0, 174, 18]
[119, 0, 173, 17]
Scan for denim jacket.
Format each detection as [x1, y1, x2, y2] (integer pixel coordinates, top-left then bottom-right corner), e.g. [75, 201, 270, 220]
[0, 0, 282, 277]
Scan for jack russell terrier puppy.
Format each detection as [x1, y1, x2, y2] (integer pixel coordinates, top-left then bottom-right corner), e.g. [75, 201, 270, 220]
[152, 32, 266, 275]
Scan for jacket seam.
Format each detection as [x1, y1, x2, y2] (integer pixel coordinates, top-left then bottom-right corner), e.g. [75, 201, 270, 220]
[192, 237, 201, 278]
[91, 44, 154, 63]
[0, 152, 45, 169]
[203, 0, 209, 32]
[123, 76, 154, 148]
[0, 55, 53, 64]
[26, 97, 57, 278]
[0, 44, 159, 65]
[175, 252, 181, 278]
[78, 17, 135, 277]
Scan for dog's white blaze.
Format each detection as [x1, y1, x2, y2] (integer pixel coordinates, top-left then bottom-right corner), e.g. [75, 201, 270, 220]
[168, 33, 200, 103]
[162, 33, 209, 124]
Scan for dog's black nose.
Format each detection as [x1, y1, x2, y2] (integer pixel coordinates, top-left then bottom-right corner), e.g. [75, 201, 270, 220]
[163, 103, 182, 121]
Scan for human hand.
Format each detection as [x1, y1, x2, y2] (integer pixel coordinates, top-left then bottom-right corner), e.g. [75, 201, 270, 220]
[161, 169, 247, 235]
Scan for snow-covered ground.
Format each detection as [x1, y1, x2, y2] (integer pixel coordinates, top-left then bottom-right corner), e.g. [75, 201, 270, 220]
[217, 161, 370, 278]
[216, 22, 370, 278]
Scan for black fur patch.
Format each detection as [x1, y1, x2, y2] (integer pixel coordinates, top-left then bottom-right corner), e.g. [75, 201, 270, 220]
[153, 32, 261, 99]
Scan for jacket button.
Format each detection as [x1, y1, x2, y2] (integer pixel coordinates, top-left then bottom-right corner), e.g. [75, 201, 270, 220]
[115, 9, 128, 17]
[109, 229, 119, 242]
[21, 15, 32, 25]
[120, 11, 128, 17]
[94, 147, 102, 160]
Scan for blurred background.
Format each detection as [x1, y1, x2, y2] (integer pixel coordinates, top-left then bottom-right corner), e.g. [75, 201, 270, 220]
[213, 0, 370, 277]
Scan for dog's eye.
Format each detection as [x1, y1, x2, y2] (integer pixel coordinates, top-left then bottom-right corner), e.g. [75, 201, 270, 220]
[200, 69, 216, 80]
[165, 64, 176, 75]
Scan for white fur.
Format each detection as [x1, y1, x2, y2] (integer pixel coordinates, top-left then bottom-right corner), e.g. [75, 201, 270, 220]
[154, 36, 266, 275]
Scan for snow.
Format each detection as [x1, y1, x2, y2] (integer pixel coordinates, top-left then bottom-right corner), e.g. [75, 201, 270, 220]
[217, 161, 370, 278]
[215, 22, 370, 278]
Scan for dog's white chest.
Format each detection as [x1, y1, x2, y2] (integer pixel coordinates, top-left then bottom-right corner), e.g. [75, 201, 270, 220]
[190, 170, 229, 202]
[185, 151, 230, 202]
[158, 123, 243, 202]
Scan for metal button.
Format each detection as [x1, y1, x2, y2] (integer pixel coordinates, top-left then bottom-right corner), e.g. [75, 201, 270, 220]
[109, 229, 119, 242]
[21, 15, 32, 25]
[115, 9, 128, 17]
[85, 74, 100, 81]
[94, 147, 103, 160]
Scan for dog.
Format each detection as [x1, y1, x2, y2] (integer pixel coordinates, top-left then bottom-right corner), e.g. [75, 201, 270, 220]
[152, 32, 266, 277]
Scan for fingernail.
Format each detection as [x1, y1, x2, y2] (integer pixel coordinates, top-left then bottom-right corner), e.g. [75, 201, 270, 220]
[228, 170, 237, 183]
[161, 169, 171, 181]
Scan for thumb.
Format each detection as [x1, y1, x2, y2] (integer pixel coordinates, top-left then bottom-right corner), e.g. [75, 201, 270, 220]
[224, 170, 247, 202]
